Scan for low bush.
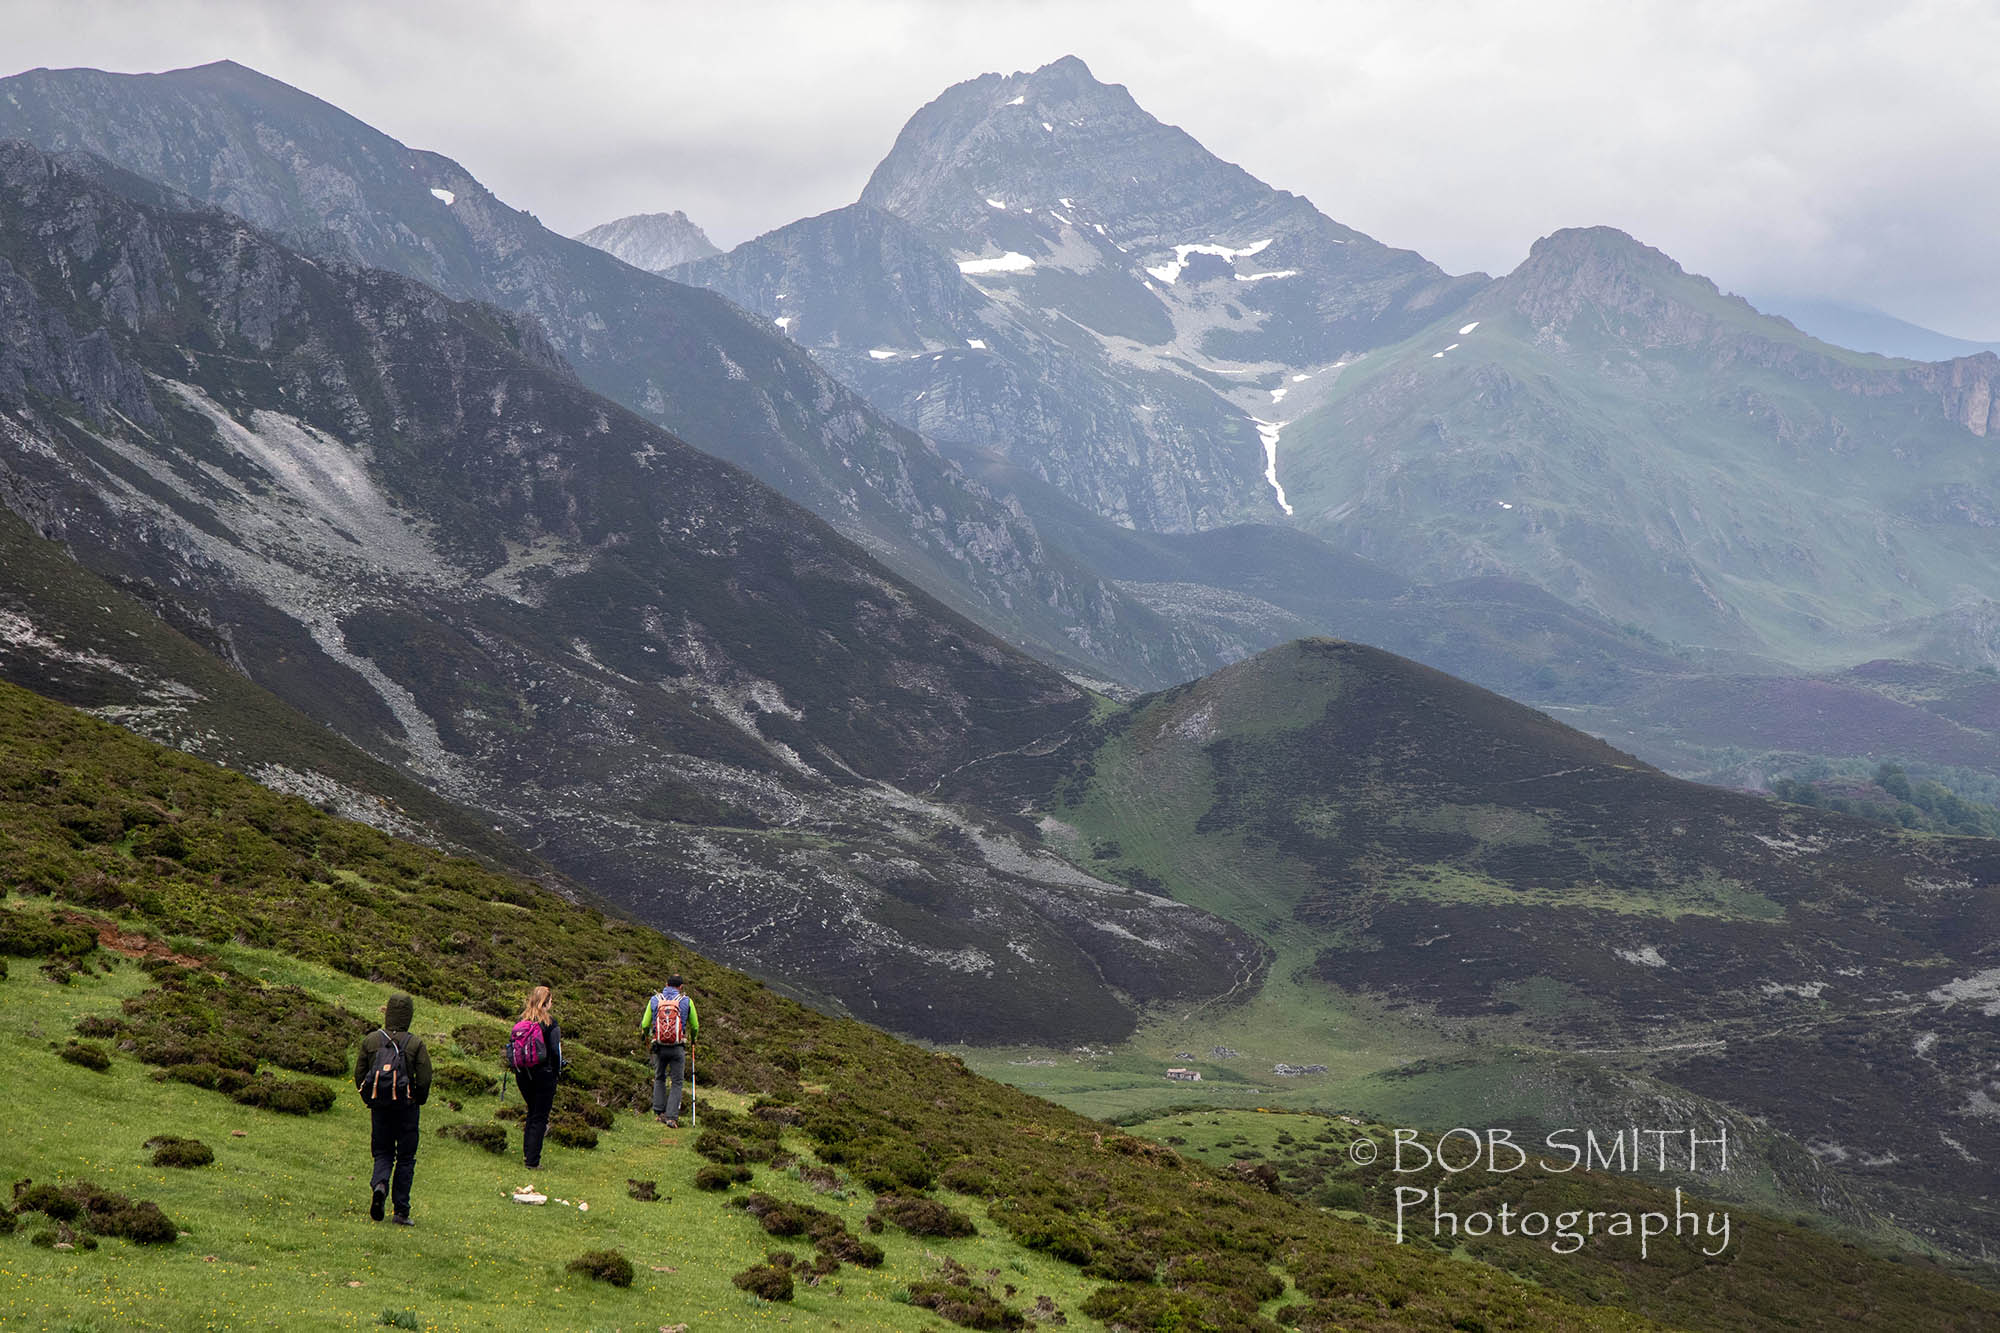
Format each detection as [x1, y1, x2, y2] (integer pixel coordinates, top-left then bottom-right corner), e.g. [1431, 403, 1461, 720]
[31, 1224, 97, 1250]
[906, 1278, 1026, 1330]
[58, 1041, 111, 1072]
[146, 1136, 214, 1168]
[432, 1064, 496, 1099]
[14, 1182, 80, 1221]
[73, 1014, 121, 1039]
[0, 907, 98, 960]
[547, 1116, 598, 1149]
[731, 1191, 882, 1268]
[732, 1260, 793, 1301]
[871, 1193, 977, 1238]
[229, 1075, 337, 1115]
[15, 1180, 178, 1244]
[565, 1249, 634, 1287]
[694, 1163, 751, 1191]
[626, 1178, 658, 1201]
[438, 1123, 507, 1154]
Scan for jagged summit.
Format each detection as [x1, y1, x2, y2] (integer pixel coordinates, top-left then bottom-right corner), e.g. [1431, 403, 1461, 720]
[576, 209, 720, 272]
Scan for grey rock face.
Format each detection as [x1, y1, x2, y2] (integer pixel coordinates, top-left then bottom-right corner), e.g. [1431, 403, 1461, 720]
[577, 210, 721, 272]
[0, 60, 1176, 691]
[675, 56, 1485, 537]
[0, 142, 1262, 1042]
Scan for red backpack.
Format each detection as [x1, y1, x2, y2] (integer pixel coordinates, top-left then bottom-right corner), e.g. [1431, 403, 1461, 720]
[653, 991, 687, 1045]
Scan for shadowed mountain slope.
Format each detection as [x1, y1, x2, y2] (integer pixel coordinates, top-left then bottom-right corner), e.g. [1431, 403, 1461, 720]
[0, 58, 1201, 686]
[0, 139, 1256, 1043]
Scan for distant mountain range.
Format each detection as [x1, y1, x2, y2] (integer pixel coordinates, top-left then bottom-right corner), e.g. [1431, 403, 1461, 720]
[1750, 294, 2000, 362]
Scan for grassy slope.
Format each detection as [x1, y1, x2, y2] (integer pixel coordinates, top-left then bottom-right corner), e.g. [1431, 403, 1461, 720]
[1119, 1109, 2000, 1333]
[0, 938, 1104, 1332]
[0, 679, 1676, 1332]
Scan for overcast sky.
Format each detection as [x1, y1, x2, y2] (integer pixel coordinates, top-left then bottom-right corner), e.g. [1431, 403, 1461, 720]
[7, 0, 1999, 336]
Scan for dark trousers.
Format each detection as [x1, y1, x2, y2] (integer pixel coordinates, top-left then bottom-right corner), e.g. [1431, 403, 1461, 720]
[516, 1071, 558, 1167]
[651, 1042, 687, 1118]
[369, 1103, 420, 1216]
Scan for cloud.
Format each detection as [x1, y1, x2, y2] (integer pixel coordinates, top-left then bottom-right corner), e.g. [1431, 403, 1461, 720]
[6, 0, 2000, 335]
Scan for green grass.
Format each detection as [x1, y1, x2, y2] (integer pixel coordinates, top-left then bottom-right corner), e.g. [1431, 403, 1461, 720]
[0, 679, 1700, 1332]
[0, 936, 1107, 1331]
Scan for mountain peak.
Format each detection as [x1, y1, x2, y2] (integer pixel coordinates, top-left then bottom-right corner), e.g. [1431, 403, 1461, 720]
[1499, 224, 1740, 333]
[575, 210, 720, 273]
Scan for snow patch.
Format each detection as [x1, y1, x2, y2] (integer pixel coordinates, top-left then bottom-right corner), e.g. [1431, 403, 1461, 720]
[1496, 500, 1513, 509]
[1235, 269, 1299, 282]
[965, 338, 986, 349]
[1249, 417, 1293, 516]
[1005, 94, 1025, 105]
[773, 316, 791, 330]
[867, 349, 898, 360]
[429, 187, 455, 205]
[1042, 122, 1054, 132]
[985, 198, 1007, 209]
[1145, 238, 1273, 285]
[958, 251, 1036, 275]
[1269, 388, 1288, 404]
[1459, 321, 1481, 335]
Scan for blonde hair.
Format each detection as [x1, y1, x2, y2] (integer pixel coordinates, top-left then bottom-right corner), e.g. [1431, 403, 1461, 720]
[520, 985, 553, 1025]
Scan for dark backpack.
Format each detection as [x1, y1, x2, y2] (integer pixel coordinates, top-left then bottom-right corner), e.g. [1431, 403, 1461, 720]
[361, 1029, 412, 1106]
[507, 1019, 547, 1073]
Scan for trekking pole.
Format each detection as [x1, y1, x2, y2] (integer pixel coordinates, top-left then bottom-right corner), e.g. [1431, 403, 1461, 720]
[689, 1045, 697, 1129]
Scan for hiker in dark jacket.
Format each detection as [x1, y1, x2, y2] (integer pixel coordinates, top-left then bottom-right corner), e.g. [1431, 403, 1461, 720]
[640, 975, 698, 1127]
[511, 985, 564, 1170]
[354, 992, 432, 1225]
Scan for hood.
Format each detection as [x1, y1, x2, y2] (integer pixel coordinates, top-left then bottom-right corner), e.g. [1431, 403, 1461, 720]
[384, 993, 415, 1031]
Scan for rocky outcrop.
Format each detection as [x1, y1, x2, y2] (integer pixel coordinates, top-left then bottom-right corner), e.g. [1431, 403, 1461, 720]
[1911, 352, 2000, 437]
[576, 210, 721, 273]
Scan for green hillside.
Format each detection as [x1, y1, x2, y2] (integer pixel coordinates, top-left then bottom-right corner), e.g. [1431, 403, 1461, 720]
[8, 679, 2000, 1327]
[950, 639, 2000, 1269]
[0, 677, 1686, 1332]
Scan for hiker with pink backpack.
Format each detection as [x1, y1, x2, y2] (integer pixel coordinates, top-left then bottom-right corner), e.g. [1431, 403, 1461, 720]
[640, 975, 698, 1127]
[505, 985, 565, 1170]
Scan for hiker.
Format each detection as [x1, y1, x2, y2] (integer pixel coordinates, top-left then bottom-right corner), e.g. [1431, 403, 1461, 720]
[640, 974, 698, 1127]
[508, 985, 564, 1170]
[355, 992, 432, 1226]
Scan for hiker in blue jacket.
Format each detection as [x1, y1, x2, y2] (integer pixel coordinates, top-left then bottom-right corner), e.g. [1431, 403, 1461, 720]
[640, 975, 698, 1127]
[509, 985, 564, 1170]
[354, 992, 432, 1225]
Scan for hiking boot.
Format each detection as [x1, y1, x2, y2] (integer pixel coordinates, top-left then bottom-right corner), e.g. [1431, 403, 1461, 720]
[654, 1113, 670, 1124]
[665, 1118, 680, 1129]
[369, 1186, 386, 1222]
[391, 1214, 414, 1227]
